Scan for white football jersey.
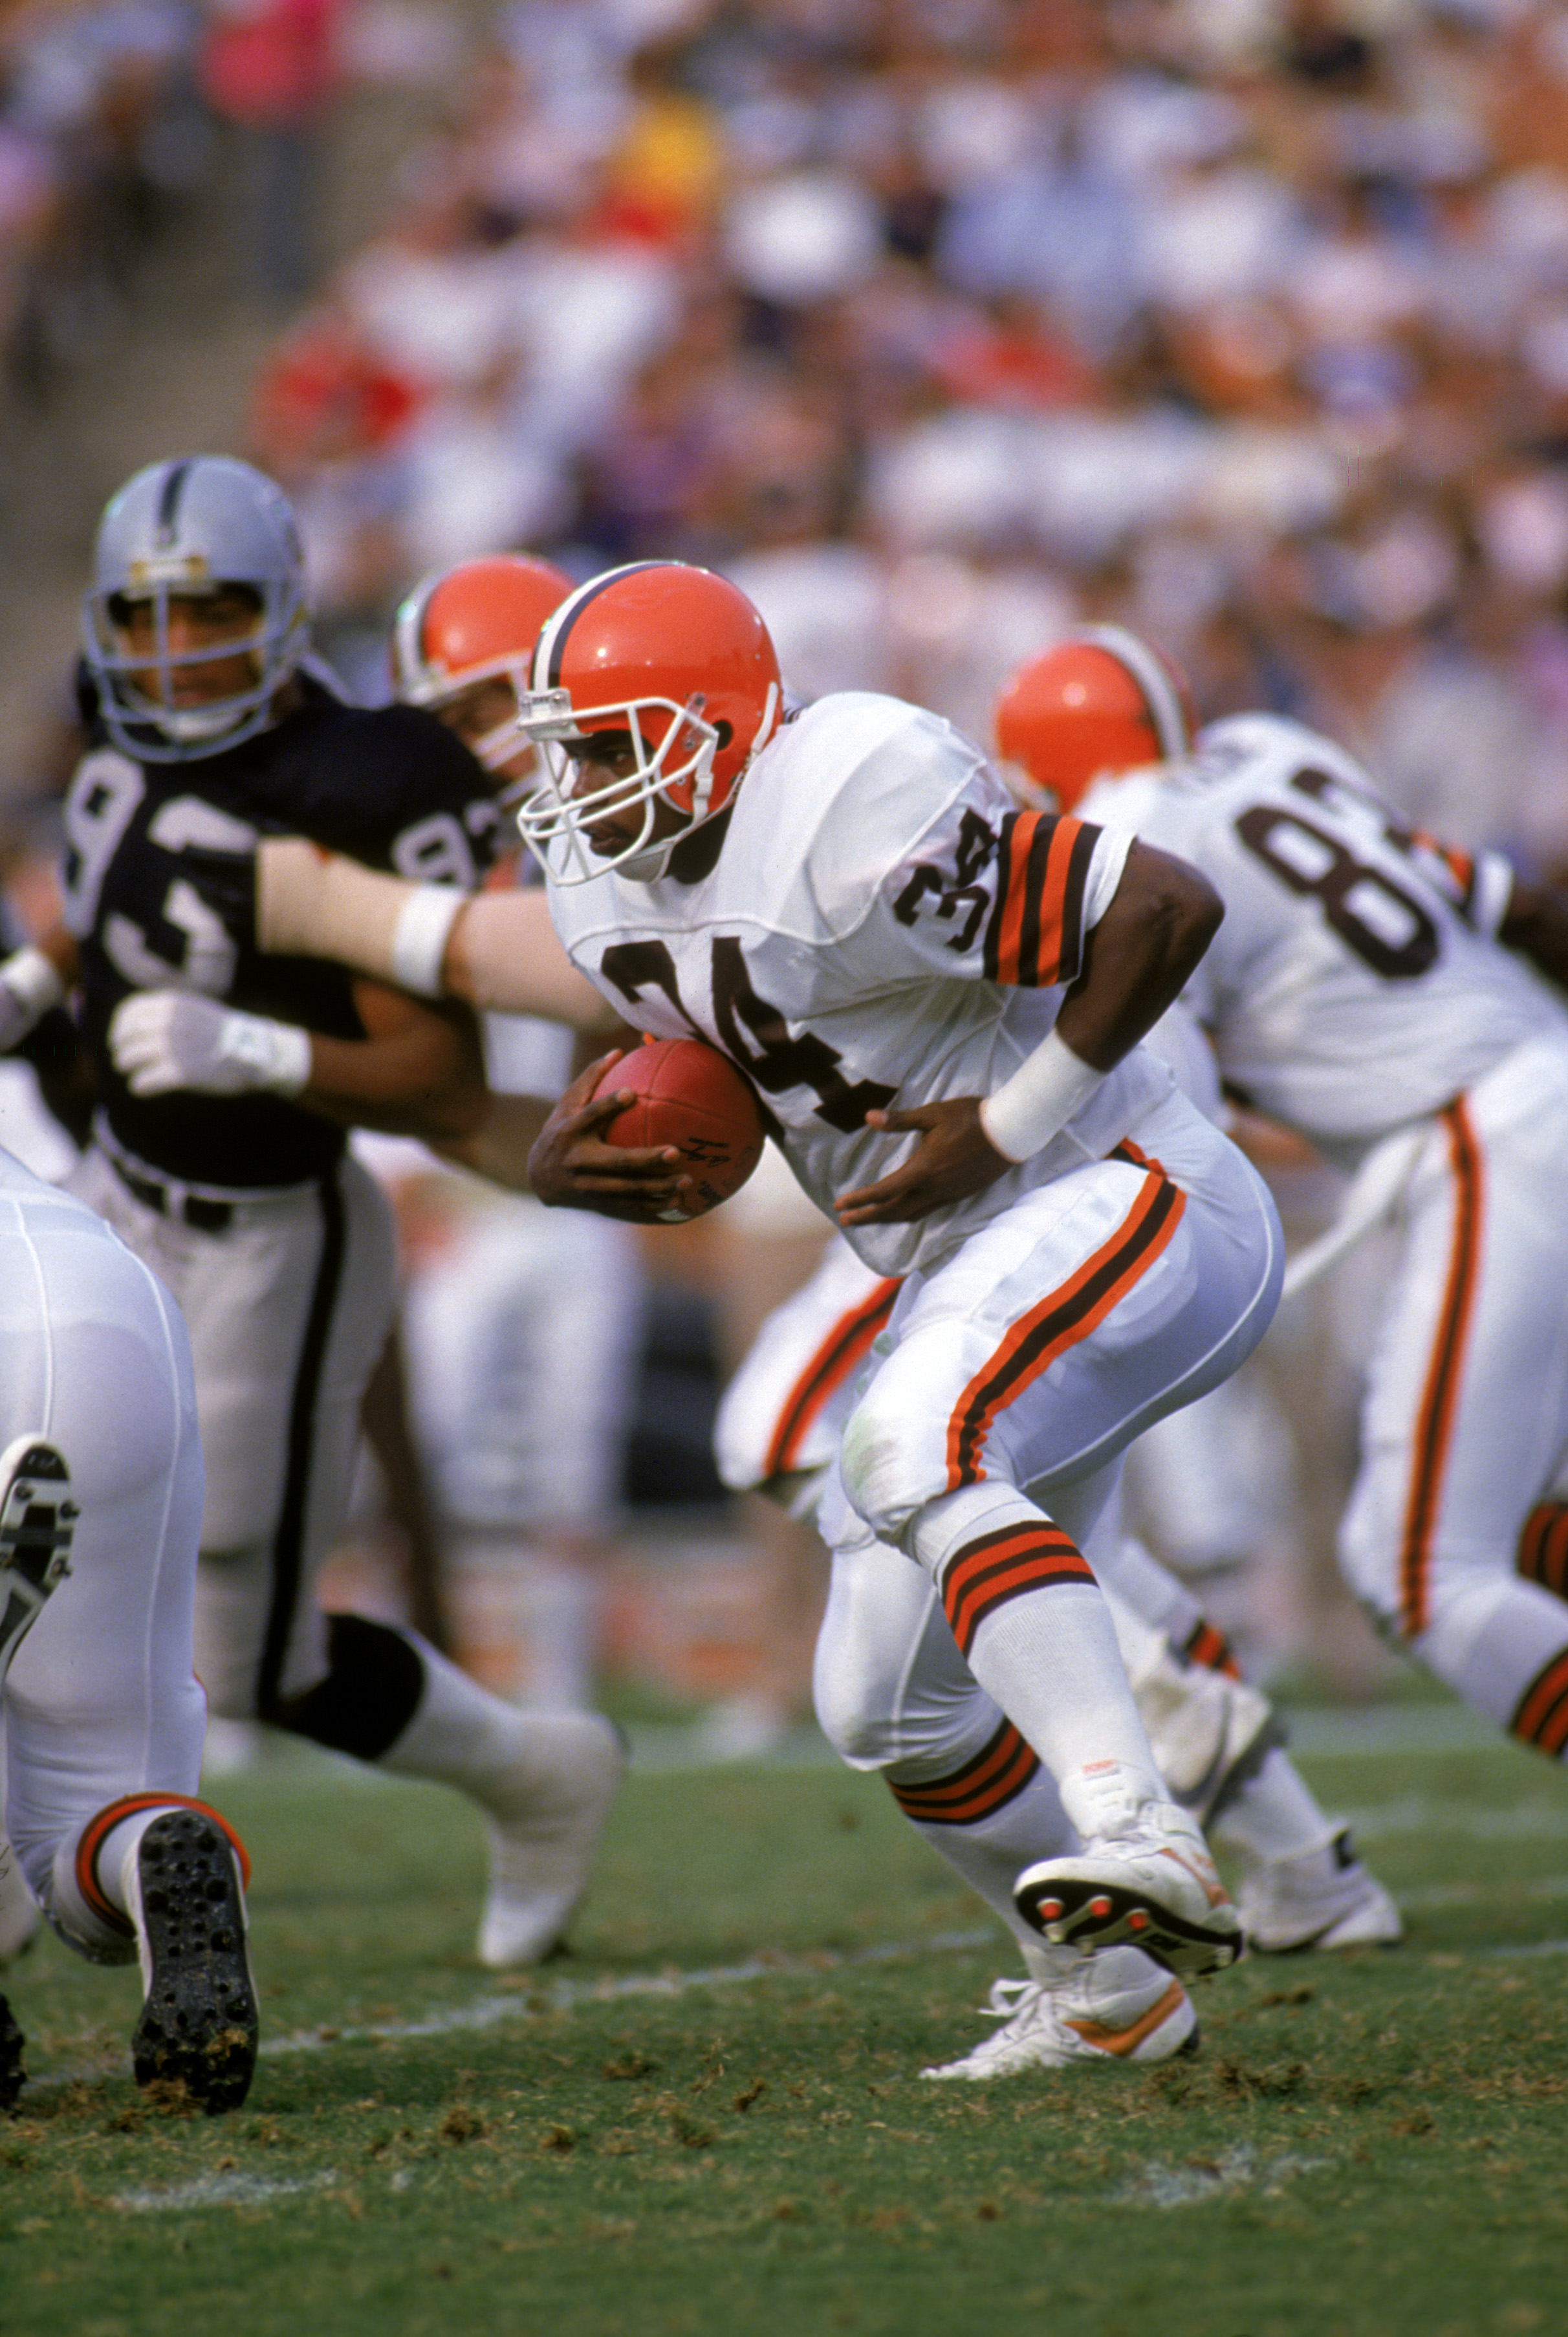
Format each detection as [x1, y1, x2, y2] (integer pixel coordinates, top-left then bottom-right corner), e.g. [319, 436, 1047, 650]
[1076, 711, 1565, 1168]
[547, 692, 1175, 1275]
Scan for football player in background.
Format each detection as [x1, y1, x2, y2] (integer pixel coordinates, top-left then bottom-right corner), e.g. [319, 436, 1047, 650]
[0, 459, 622, 1969]
[387, 553, 645, 1715]
[0, 1138, 256, 2114]
[997, 626, 1568, 1779]
[251, 561, 1291, 2072]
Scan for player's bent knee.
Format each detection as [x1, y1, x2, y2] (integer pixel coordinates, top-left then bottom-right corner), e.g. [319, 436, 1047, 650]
[1336, 1502, 1399, 1628]
[838, 1387, 939, 1550]
[811, 1662, 904, 1770]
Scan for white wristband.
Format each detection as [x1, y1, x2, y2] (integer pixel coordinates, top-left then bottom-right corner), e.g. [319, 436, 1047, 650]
[391, 887, 464, 998]
[223, 1011, 313, 1096]
[1, 945, 65, 1021]
[979, 1028, 1107, 1164]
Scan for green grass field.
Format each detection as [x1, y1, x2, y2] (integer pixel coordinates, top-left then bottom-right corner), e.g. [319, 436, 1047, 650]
[3, 1707, 1566, 2337]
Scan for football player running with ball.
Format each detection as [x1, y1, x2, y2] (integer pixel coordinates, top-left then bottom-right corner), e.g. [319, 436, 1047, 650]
[996, 628, 1568, 1779]
[0, 459, 622, 1970]
[252, 562, 1289, 2070]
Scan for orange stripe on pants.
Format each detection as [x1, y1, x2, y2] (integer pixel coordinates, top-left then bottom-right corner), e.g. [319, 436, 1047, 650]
[943, 1165, 1184, 1492]
[1398, 1101, 1483, 1640]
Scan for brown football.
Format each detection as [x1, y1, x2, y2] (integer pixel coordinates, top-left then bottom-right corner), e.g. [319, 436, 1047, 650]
[594, 1038, 765, 1218]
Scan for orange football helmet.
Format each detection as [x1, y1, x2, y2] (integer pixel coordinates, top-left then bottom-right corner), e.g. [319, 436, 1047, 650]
[994, 625, 1197, 813]
[516, 562, 783, 884]
[392, 553, 573, 778]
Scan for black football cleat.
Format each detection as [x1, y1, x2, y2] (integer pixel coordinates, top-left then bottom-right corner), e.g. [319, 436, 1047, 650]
[127, 1810, 258, 2114]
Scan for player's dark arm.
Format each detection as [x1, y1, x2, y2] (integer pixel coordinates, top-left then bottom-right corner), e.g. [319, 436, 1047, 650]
[1054, 840, 1224, 1067]
[1497, 876, 1568, 992]
[300, 978, 488, 1142]
[836, 841, 1223, 1228]
[433, 1090, 553, 1190]
[109, 971, 488, 1141]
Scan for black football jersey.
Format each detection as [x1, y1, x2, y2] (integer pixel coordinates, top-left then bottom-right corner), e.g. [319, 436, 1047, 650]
[61, 670, 504, 1187]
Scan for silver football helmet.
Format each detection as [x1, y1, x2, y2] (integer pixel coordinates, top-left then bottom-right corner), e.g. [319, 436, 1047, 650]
[81, 456, 310, 760]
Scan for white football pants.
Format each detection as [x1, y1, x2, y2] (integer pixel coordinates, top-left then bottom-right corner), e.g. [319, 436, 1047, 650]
[0, 1165, 206, 1935]
[1338, 1037, 1568, 1756]
[71, 1142, 396, 1717]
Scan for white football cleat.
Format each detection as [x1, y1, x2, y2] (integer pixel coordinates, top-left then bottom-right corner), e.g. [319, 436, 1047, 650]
[1237, 1827, 1404, 1953]
[1015, 1767, 1241, 1978]
[478, 1711, 625, 1968]
[0, 1839, 38, 1966]
[1131, 1638, 1281, 1828]
[920, 1948, 1198, 2081]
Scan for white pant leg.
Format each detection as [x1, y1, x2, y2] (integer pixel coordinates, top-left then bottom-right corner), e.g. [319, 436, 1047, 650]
[70, 1146, 396, 1715]
[0, 1182, 205, 1911]
[840, 1100, 1282, 1545]
[713, 1236, 898, 1497]
[1339, 1046, 1568, 1744]
[822, 1103, 1279, 1823]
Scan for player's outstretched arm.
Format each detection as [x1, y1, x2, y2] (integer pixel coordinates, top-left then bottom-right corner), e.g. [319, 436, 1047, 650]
[433, 1090, 554, 1191]
[256, 838, 616, 1031]
[109, 977, 490, 1142]
[836, 840, 1223, 1229]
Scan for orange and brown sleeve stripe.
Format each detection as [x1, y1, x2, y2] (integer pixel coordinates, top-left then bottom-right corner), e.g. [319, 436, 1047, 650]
[1397, 1100, 1483, 1640]
[1518, 1502, 1568, 1602]
[888, 1715, 1040, 1826]
[943, 1156, 1185, 1491]
[1511, 1643, 1568, 1757]
[983, 812, 1100, 988]
[941, 1521, 1095, 1658]
[761, 1277, 902, 1482]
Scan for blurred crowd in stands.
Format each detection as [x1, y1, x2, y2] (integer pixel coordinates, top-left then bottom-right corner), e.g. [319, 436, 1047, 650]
[11, 0, 1568, 861]
[236, 0, 1568, 874]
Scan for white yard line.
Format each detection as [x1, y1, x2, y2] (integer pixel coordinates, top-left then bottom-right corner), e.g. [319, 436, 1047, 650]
[1334, 1795, 1568, 1841]
[24, 1927, 997, 2097]
[1113, 2144, 1329, 2210]
[111, 2169, 341, 2215]
[257, 1927, 998, 2059]
[1395, 1876, 1568, 1909]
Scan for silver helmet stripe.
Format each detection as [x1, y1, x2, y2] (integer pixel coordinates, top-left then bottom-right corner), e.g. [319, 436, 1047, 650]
[154, 460, 192, 549]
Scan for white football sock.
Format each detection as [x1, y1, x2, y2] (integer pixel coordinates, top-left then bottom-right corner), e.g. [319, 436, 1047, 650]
[910, 1483, 1164, 1801]
[1211, 1746, 1340, 1865]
